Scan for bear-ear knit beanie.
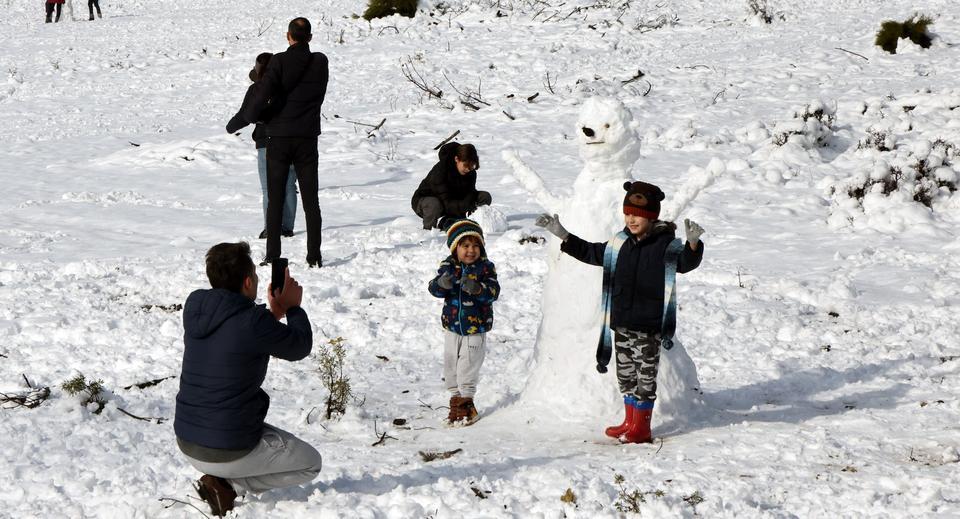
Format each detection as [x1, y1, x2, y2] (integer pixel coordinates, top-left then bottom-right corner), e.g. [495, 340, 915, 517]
[622, 180, 665, 219]
[446, 219, 485, 254]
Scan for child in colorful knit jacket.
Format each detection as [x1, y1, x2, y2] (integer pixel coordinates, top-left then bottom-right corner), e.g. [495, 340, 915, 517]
[536, 181, 705, 443]
[428, 219, 500, 425]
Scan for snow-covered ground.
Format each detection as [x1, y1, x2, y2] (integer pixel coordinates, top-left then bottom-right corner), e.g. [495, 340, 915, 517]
[2, 0, 960, 517]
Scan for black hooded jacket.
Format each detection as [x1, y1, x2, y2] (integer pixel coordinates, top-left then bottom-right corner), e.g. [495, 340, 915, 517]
[233, 42, 329, 138]
[561, 222, 704, 331]
[411, 142, 479, 217]
[174, 289, 312, 450]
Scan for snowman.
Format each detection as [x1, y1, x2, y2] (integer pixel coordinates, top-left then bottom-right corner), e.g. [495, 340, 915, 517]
[502, 96, 706, 437]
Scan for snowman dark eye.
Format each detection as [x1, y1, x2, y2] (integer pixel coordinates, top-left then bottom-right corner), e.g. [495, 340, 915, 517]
[604, 123, 610, 128]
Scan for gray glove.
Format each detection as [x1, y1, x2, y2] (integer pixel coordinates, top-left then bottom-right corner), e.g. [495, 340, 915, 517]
[461, 278, 482, 295]
[437, 272, 454, 290]
[535, 213, 570, 241]
[684, 218, 705, 245]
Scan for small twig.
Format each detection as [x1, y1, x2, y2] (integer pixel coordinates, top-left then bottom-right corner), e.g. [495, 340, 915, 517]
[372, 420, 398, 446]
[642, 80, 652, 97]
[835, 47, 868, 61]
[656, 438, 664, 454]
[526, 92, 539, 102]
[713, 88, 726, 104]
[256, 18, 274, 38]
[376, 355, 390, 362]
[122, 375, 176, 391]
[461, 100, 481, 111]
[502, 110, 516, 121]
[417, 398, 435, 410]
[22, 374, 32, 388]
[378, 25, 400, 36]
[419, 448, 463, 462]
[543, 72, 556, 94]
[621, 69, 645, 85]
[433, 130, 460, 150]
[159, 497, 210, 518]
[117, 407, 166, 424]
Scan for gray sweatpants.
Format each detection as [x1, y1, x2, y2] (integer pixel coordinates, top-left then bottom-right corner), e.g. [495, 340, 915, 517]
[443, 330, 487, 397]
[182, 424, 322, 494]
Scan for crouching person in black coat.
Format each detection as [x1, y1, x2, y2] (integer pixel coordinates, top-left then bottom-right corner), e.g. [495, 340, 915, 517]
[536, 181, 705, 445]
[412, 142, 492, 230]
[174, 242, 320, 517]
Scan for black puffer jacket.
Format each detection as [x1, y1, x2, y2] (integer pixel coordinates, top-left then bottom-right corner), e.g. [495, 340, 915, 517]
[238, 42, 329, 138]
[411, 142, 479, 217]
[561, 222, 703, 331]
[174, 289, 312, 450]
[226, 83, 270, 148]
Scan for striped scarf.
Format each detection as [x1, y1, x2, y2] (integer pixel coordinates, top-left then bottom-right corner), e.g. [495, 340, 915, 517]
[595, 235, 684, 373]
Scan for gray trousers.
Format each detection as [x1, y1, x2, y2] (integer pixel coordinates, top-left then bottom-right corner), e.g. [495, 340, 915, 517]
[182, 424, 322, 494]
[614, 328, 661, 404]
[443, 330, 486, 397]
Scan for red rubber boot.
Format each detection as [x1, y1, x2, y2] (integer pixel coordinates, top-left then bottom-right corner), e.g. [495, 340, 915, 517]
[604, 396, 636, 438]
[621, 404, 653, 444]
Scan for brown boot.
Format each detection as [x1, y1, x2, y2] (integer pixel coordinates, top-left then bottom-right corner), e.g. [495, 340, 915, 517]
[459, 397, 479, 425]
[195, 474, 237, 517]
[447, 395, 464, 424]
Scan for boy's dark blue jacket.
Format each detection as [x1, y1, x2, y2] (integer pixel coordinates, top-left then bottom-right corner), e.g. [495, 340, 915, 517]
[428, 256, 500, 335]
[561, 221, 703, 332]
[174, 288, 312, 451]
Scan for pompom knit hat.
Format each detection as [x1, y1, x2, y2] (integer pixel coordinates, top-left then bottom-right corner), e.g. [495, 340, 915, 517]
[446, 219, 485, 254]
[622, 181, 665, 219]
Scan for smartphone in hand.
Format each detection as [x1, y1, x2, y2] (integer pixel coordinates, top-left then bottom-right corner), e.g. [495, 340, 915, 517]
[271, 258, 288, 296]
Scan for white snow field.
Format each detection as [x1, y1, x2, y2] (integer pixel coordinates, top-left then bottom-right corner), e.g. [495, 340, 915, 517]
[2, 0, 960, 517]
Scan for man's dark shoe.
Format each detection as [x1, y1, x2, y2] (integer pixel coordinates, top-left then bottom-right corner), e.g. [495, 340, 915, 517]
[258, 229, 267, 239]
[281, 228, 294, 238]
[194, 474, 237, 517]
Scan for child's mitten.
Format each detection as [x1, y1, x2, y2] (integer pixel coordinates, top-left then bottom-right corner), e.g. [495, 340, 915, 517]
[437, 271, 454, 290]
[535, 213, 570, 241]
[461, 278, 482, 295]
[684, 218, 704, 244]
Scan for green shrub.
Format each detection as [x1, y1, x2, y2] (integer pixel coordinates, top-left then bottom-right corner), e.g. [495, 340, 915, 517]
[363, 0, 418, 21]
[318, 337, 352, 419]
[875, 14, 934, 54]
[61, 374, 107, 414]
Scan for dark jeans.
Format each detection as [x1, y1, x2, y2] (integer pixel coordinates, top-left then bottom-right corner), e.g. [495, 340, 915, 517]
[265, 137, 321, 263]
[413, 191, 492, 229]
[45, 3, 62, 22]
[89, 0, 101, 16]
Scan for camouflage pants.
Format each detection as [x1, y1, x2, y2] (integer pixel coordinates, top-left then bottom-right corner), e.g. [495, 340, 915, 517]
[614, 328, 661, 404]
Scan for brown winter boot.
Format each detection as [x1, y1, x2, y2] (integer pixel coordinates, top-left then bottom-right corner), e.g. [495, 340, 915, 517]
[195, 474, 237, 517]
[459, 397, 479, 425]
[448, 395, 464, 424]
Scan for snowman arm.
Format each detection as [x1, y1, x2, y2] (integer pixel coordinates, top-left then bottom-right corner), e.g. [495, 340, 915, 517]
[501, 149, 562, 213]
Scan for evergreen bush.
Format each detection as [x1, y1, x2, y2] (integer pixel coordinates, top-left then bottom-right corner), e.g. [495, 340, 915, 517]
[363, 0, 418, 21]
[875, 14, 934, 54]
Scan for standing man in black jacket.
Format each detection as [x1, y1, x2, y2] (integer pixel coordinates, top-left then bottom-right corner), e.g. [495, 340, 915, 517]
[238, 17, 329, 267]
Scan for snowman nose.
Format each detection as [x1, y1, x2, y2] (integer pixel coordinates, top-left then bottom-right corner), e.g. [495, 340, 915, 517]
[582, 127, 595, 138]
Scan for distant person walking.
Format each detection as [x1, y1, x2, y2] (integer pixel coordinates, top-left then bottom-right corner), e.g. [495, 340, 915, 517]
[45, 0, 64, 23]
[227, 52, 299, 240]
[235, 17, 329, 268]
[412, 142, 492, 230]
[88, 0, 102, 20]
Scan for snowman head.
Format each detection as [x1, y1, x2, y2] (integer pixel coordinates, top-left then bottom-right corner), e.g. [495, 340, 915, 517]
[576, 97, 641, 175]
